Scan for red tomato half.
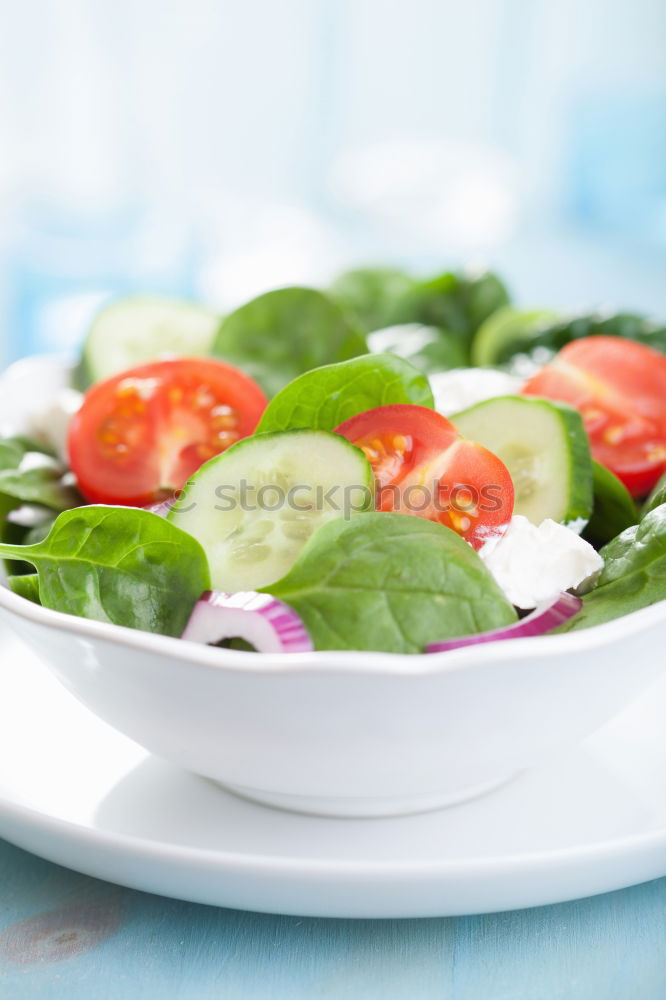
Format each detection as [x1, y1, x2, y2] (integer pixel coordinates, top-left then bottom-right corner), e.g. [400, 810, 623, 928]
[522, 336, 666, 497]
[335, 404, 514, 548]
[68, 358, 268, 505]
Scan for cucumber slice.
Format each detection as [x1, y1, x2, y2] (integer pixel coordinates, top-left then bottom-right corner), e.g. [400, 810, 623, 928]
[168, 430, 373, 591]
[451, 395, 593, 528]
[78, 297, 221, 387]
[584, 461, 638, 546]
[471, 307, 560, 367]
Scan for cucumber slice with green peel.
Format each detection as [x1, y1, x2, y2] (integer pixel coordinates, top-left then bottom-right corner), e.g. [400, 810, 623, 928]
[584, 462, 638, 546]
[471, 307, 560, 367]
[168, 430, 374, 591]
[77, 297, 221, 387]
[451, 395, 593, 528]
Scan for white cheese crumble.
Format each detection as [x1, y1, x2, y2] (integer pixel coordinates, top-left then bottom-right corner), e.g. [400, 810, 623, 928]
[562, 516, 588, 536]
[429, 368, 524, 417]
[367, 324, 441, 356]
[17, 451, 60, 473]
[28, 388, 83, 463]
[479, 515, 604, 610]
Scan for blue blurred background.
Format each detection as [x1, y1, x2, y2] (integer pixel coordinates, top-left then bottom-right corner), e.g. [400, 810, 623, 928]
[1, 0, 666, 366]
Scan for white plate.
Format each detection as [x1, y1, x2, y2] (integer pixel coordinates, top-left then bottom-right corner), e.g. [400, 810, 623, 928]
[1, 625, 666, 918]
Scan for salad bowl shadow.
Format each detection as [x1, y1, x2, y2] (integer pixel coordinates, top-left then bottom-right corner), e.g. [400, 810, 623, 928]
[0, 355, 665, 818]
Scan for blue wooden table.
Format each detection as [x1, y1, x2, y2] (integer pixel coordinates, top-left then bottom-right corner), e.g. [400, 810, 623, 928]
[0, 840, 664, 999]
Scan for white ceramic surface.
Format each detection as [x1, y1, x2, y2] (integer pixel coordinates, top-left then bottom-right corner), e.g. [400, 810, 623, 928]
[1, 624, 666, 919]
[1, 355, 665, 817]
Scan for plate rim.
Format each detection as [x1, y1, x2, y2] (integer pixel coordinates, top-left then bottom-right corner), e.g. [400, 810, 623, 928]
[2, 767, 666, 880]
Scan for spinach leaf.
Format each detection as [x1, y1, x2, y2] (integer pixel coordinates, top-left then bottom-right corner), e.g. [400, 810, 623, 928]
[0, 435, 82, 512]
[264, 513, 517, 653]
[593, 504, 666, 586]
[22, 515, 59, 546]
[0, 433, 73, 575]
[212, 287, 368, 397]
[329, 267, 416, 332]
[255, 353, 434, 434]
[2, 509, 61, 579]
[0, 494, 23, 575]
[367, 324, 468, 374]
[0, 465, 82, 512]
[4, 435, 58, 459]
[557, 504, 666, 632]
[481, 311, 666, 368]
[0, 439, 25, 470]
[7, 574, 41, 604]
[642, 473, 666, 520]
[0, 506, 52, 577]
[583, 461, 638, 548]
[72, 355, 94, 392]
[390, 270, 510, 350]
[216, 636, 257, 652]
[0, 506, 210, 636]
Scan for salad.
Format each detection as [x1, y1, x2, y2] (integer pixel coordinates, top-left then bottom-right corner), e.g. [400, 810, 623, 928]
[0, 269, 665, 656]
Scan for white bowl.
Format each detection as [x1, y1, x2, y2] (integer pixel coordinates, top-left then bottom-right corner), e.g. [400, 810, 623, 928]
[1, 355, 665, 818]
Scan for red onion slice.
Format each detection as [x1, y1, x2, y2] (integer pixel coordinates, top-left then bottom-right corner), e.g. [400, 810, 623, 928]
[426, 591, 582, 654]
[143, 501, 171, 518]
[182, 591, 313, 654]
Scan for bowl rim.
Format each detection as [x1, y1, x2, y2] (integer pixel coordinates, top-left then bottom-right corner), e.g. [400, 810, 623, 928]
[1, 352, 665, 678]
[1, 581, 665, 677]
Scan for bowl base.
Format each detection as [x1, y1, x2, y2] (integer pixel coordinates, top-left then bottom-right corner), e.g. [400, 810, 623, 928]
[218, 772, 521, 818]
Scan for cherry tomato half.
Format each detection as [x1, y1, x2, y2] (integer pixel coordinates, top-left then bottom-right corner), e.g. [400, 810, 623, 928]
[335, 404, 514, 548]
[68, 358, 268, 505]
[522, 336, 666, 497]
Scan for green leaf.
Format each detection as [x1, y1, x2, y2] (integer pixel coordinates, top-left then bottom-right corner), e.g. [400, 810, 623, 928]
[367, 324, 468, 374]
[0, 439, 26, 471]
[583, 461, 639, 548]
[22, 515, 58, 546]
[71, 354, 95, 392]
[557, 504, 666, 632]
[0, 506, 56, 577]
[0, 495, 26, 576]
[464, 272, 512, 333]
[642, 473, 666, 520]
[0, 465, 82, 511]
[390, 270, 510, 347]
[255, 353, 435, 434]
[596, 505, 666, 585]
[7, 574, 41, 604]
[264, 513, 517, 653]
[0, 506, 210, 636]
[7, 435, 59, 458]
[0, 435, 82, 512]
[212, 287, 368, 397]
[329, 267, 416, 332]
[0, 434, 76, 574]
